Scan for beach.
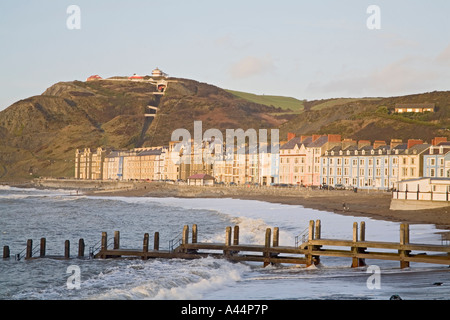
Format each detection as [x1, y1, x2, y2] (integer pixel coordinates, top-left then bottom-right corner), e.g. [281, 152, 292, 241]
[77, 181, 450, 231]
[4, 178, 450, 230]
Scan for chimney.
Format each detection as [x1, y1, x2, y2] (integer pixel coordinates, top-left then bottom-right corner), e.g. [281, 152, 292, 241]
[407, 139, 423, 149]
[341, 139, 357, 149]
[287, 132, 296, 141]
[373, 140, 387, 149]
[390, 139, 403, 149]
[312, 134, 323, 142]
[327, 134, 342, 143]
[432, 137, 447, 146]
[358, 140, 371, 149]
[300, 135, 311, 143]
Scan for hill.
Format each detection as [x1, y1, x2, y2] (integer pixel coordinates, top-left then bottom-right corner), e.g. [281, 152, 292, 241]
[225, 89, 305, 113]
[0, 75, 449, 181]
[279, 91, 450, 143]
[0, 77, 290, 180]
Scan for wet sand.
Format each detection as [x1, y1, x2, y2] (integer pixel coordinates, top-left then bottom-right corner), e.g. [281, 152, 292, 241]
[85, 183, 450, 231]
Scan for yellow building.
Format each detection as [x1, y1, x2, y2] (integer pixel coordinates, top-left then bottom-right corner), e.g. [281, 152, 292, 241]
[74, 148, 107, 180]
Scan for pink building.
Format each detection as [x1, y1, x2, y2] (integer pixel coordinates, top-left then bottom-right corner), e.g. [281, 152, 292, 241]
[280, 133, 341, 186]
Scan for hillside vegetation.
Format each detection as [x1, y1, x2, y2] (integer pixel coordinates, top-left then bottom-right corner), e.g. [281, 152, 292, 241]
[0, 76, 448, 180]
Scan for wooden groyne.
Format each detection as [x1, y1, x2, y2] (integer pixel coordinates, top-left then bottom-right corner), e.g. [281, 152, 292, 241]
[3, 221, 450, 269]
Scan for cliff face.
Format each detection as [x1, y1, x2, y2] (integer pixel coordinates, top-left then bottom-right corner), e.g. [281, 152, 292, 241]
[0, 78, 287, 179]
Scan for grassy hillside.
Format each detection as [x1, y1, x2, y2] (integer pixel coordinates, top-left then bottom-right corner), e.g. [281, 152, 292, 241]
[280, 91, 450, 143]
[226, 89, 305, 113]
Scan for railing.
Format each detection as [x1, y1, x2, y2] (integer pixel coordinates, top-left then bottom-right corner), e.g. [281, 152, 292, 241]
[295, 226, 309, 248]
[169, 231, 183, 252]
[14, 243, 40, 261]
[89, 238, 113, 258]
[392, 190, 450, 202]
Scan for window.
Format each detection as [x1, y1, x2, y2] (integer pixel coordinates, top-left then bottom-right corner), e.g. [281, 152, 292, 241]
[430, 168, 435, 177]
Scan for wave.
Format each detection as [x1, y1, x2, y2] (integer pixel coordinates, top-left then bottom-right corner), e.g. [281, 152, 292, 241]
[87, 257, 250, 300]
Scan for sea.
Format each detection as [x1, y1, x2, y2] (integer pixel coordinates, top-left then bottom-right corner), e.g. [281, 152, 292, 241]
[0, 185, 449, 304]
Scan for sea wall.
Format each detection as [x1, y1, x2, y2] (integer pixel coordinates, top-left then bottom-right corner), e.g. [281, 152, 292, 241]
[32, 178, 137, 191]
[390, 199, 450, 211]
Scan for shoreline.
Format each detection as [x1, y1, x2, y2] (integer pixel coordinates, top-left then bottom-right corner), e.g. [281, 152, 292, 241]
[4, 179, 450, 231]
[87, 182, 450, 231]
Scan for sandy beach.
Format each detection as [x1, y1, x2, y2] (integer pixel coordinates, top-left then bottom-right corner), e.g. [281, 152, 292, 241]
[81, 182, 450, 231]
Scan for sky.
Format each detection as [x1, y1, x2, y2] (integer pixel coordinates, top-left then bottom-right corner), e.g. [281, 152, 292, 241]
[0, 0, 449, 110]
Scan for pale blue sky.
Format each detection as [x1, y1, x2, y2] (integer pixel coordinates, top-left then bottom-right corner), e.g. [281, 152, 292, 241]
[0, 0, 449, 110]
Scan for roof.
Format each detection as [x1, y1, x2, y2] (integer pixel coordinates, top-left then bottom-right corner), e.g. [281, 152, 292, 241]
[86, 75, 102, 81]
[188, 174, 215, 180]
[395, 103, 435, 108]
[138, 148, 163, 156]
[280, 136, 312, 150]
[308, 135, 329, 148]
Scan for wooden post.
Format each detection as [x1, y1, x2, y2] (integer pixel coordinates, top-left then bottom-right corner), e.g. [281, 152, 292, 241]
[101, 232, 107, 251]
[351, 222, 360, 268]
[143, 233, 149, 251]
[399, 223, 410, 269]
[360, 221, 366, 241]
[263, 228, 271, 267]
[306, 221, 315, 267]
[114, 231, 120, 249]
[192, 224, 198, 244]
[182, 225, 189, 253]
[64, 240, 70, 259]
[154, 232, 159, 251]
[182, 225, 189, 245]
[3, 246, 10, 259]
[273, 227, 279, 247]
[315, 220, 321, 240]
[352, 222, 358, 242]
[40, 238, 46, 257]
[358, 222, 367, 267]
[233, 226, 240, 245]
[100, 232, 107, 259]
[26, 239, 32, 259]
[78, 239, 85, 258]
[143, 233, 149, 259]
[308, 220, 315, 241]
[224, 226, 232, 257]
